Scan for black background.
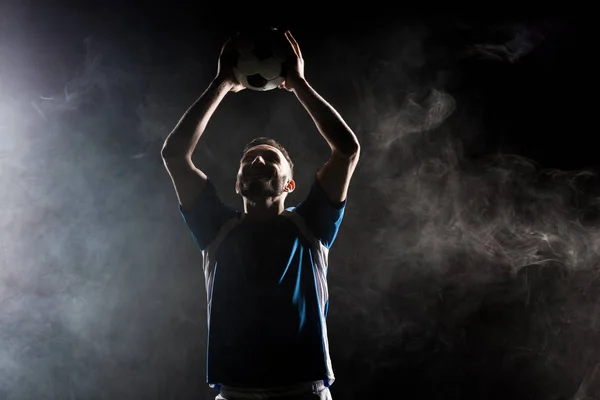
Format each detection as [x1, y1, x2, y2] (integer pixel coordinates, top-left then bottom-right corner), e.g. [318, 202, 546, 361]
[1, 3, 598, 400]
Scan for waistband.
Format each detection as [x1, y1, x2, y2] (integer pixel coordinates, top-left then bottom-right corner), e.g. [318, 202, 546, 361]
[219, 380, 326, 399]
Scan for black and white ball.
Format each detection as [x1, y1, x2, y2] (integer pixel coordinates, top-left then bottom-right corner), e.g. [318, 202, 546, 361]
[232, 28, 289, 91]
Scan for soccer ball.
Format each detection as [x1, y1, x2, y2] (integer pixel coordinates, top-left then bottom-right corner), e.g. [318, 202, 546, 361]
[231, 27, 289, 91]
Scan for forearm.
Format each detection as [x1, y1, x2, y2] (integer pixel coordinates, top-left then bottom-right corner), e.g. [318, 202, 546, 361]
[292, 79, 360, 156]
[161, 78, 233, 160]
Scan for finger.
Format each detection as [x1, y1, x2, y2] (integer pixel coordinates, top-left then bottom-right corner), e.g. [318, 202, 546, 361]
[285, 31, 302, 58]
[284, 31, 298, 55]
[283, 31, 298, 57]
[219, 39, 235, 62]
[220, 37, 233, 53]
[284, 30, 296, 49]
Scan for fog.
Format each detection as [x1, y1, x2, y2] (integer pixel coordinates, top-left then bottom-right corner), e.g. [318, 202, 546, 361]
[1, 9, 598, 400]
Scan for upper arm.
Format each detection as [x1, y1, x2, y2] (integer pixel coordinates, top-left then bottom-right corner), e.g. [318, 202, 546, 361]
[162, 155, 237, 250]
[316, 147, 360, 204]
[293, 148, 359, 248]
[161, 156, 208, 210]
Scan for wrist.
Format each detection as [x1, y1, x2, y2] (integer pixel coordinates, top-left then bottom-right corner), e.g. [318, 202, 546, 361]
[212, 76, 235, 92]
[289, 77, 309, 94]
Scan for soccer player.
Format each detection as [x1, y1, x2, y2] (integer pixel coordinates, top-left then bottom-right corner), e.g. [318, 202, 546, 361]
[161, 30, 360, 400]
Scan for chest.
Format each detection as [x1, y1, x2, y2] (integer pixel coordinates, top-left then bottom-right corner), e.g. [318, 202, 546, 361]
[214, 218, 310, 285]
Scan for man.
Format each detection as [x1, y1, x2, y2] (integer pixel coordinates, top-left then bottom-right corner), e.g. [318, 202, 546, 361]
[161, 30, 360, 400]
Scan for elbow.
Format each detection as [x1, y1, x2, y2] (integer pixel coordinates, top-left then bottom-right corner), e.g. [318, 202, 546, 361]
[161, 143, 188, 161]
[332, 143, 360, 164]
[338, 140, 360, 159]
[350, 141, 361, 157]
[160, 145, 176, 160]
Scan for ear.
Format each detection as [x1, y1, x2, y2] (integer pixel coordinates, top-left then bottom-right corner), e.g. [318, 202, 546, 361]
[285, 179, 295, 193]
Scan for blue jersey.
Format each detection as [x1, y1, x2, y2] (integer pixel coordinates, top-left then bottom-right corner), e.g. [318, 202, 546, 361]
[179, 176, 346, 389]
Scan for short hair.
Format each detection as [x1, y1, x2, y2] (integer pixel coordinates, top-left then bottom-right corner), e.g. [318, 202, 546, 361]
[242, 137, 294, 178]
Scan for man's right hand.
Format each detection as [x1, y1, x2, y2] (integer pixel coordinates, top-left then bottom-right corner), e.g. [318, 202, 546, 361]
[215, 38, 245, 93]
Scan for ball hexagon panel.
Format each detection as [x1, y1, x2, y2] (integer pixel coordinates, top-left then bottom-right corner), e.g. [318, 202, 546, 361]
[234, 36, 254, 54]
[237, 53, 261, 75]
[259, 57, 282, 80]
[251, 39, 275, 61]
[272, 46, 287, 62]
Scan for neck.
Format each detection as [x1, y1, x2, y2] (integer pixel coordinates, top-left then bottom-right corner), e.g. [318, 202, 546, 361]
[242, 196, 285, 221]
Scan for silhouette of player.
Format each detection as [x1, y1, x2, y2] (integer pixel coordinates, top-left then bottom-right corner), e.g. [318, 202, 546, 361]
[161, 30, 360, 400]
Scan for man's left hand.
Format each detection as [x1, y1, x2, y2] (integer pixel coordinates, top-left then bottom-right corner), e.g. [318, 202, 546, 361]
[279, 30, 306, 92]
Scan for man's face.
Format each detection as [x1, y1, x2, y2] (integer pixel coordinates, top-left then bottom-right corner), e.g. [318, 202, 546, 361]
[236, 144, 293, 198]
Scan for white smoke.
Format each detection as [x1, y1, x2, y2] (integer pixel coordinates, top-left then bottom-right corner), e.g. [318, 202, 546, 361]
[1, 11, 598, 400]
[320, 21, 600, 400]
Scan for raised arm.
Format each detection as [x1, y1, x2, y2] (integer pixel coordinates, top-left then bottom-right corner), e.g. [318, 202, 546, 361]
[280, 31, 360, 204]
[161, 39, 244, 210]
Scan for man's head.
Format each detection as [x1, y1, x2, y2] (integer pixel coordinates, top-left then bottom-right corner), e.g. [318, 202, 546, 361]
[235, 137, 295, 199]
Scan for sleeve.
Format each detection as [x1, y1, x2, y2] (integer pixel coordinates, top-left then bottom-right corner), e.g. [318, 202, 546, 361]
[293, 175, 347, 249]
[178, 179, 239, 251]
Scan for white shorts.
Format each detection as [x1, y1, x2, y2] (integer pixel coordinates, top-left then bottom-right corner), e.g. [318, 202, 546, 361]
[215, 380, 332, 399]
